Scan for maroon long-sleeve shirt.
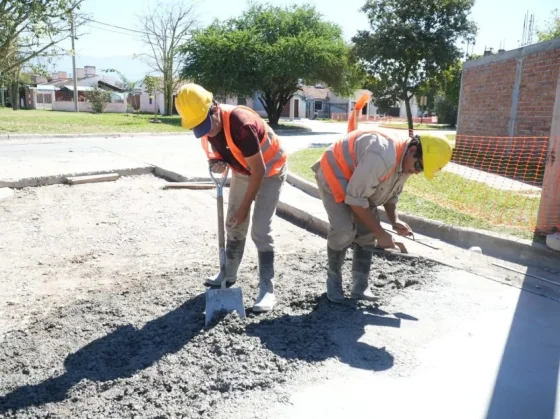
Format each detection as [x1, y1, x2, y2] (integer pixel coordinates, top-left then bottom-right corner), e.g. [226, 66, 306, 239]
[207, 107, 264, 175]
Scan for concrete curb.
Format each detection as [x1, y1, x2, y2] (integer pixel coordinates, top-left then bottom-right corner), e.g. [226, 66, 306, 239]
[0, 128, 310, 142]
[153, 167, 231, 186]
[0, 167, 154, 189]
[0, 166, 231, 190]
[277, 200, 329, 238]
[286, 172, 560, 268]
[0, 132, 188, 141]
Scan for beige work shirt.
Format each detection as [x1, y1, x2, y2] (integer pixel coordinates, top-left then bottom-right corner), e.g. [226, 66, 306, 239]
[312, 132, 411, 208]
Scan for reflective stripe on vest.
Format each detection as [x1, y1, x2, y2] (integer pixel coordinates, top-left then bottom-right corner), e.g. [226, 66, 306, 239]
[320, 130, 408, 204]
[200, 105, 286, 177]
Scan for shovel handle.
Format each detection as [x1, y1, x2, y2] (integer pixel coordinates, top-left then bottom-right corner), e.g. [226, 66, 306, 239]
[209, 165, 229, 289]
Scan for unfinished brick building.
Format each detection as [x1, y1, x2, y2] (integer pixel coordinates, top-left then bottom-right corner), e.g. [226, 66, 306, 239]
[458, 38, 560, 137]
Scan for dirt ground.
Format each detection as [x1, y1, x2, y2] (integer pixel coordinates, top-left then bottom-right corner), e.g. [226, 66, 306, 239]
[0, 175, 442, 418]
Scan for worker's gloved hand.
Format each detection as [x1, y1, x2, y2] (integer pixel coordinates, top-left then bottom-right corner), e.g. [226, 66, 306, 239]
[376, 231, 396, 249]
[392, 220, 413, 237]
[209, 159, 228, 174]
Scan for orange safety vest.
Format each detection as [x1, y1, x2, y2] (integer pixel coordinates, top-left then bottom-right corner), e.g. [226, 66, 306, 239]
[200, 105, 286, 177]
[320, 130, 408, 204]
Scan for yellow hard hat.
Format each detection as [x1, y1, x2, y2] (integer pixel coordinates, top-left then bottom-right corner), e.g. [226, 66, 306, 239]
[175, 83, 213, 137]
[420, 135, 454, 180]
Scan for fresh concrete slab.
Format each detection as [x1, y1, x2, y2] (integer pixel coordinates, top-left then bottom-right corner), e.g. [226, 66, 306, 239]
[277, 182, 560, 301]
[66, 173, 120, 185]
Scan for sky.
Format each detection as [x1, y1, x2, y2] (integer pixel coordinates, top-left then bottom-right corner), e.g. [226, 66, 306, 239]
[49, 0, 559, 82]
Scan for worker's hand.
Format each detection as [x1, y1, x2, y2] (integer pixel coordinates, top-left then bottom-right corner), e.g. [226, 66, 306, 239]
[209, 159, 228, 174]
[229, 205, 250, 228]
[392, 220, 413, 237]
[376, 230, 396, 249]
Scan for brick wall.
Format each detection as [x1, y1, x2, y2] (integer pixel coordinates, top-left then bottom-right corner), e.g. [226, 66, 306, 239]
[458, 40, 560, 137]
[459, 59, 517, 136]
[515, 49, 560, 136]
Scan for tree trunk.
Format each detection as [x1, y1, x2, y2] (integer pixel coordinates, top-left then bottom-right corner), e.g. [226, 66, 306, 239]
[404, 96, 413, 133]
[259, 92, 291, 127]
[165, 78, 173, 116]
[9, 81, 19, 110]
[154, 92, 158, 120]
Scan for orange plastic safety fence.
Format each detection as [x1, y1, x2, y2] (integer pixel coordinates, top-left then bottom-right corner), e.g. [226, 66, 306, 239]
[425, 135, 553, 234]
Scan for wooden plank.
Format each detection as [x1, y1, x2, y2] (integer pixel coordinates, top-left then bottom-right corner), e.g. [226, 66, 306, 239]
[162, 182, 215, 190]
[66, 173, 120, 185]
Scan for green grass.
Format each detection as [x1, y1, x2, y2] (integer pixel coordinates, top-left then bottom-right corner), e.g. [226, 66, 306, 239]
[380, 122, 453, 131]
[0, 108, 185, 134]
[289, 147, 539, 239]
[0, 108, 313, 135]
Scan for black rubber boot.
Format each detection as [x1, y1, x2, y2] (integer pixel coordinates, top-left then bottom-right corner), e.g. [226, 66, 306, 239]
[350, 243, 378, 301]
[205, 238, 246, 286]
[253, 251, 275, 312]
[326, 246, 347, 303]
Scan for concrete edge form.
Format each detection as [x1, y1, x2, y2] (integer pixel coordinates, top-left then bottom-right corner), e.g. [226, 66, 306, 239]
[0, 167, 154, 189]
[286, 172, 560, 269]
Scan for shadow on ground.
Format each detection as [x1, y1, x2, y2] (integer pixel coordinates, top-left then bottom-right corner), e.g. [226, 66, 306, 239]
[485, 267, 560, 419]
[0, 293, 206, 413]
[246, 296, 400, 371]
[0, 292, 402, 413]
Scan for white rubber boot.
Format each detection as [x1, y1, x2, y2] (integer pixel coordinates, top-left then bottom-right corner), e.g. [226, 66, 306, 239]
[205, 239, 245, 287]
[326, 246, 347, 303]
[252, 251, 275, 312]
[350, 243, 378, 301]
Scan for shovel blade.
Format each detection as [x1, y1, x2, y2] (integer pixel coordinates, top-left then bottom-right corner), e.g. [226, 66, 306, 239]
[205, 287, 246, 326]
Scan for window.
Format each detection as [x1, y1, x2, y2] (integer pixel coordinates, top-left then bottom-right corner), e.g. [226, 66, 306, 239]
[314, 101, 323, 111]
[237, 96, 247, 106]
[149, 97, 152, 105]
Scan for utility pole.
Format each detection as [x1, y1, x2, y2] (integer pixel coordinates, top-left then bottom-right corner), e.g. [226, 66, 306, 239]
[70, 12, 79, 112]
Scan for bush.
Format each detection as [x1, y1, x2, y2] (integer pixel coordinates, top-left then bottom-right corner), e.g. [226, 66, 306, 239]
[434, 96, 458, 127]
[85, 88, 111, 113]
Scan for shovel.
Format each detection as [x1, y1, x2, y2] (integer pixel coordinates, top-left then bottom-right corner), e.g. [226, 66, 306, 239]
[205, 165, 246, 326]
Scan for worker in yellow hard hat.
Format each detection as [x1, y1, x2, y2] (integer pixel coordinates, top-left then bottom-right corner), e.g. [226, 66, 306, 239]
[175, 83, 287, 313]
[313, 127, 453, 303]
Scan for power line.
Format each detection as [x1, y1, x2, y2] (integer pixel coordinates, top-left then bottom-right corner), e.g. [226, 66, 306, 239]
[84, 18, 145, 35]
[84, 23, 144, 40]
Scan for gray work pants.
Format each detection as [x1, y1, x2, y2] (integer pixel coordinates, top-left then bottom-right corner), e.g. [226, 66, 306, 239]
[226, 167, 287, 252]
[315, 167, 379, 251]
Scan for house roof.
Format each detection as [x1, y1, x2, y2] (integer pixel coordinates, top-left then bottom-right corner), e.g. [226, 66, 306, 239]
[98, 80, 125, 92]
[300, 85, 330, 100]
[62, 85, 95, 92]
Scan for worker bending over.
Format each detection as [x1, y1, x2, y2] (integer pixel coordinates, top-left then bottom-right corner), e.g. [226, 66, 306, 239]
[175, 83, 287, 312]
[313, 103, 452, 303]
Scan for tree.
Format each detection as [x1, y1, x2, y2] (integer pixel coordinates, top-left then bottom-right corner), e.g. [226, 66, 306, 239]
[102, 69, 141, 92]
[85, 87, 111, 113]
[143, 75, 163, 121]
[181, 3, 363, 126]
[138, 0, 197, 116]
[537, 9, 560, 42]
[0, 0, 84, 75]
[353, 0, 476, 131]
[364, 74, 400, 114]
